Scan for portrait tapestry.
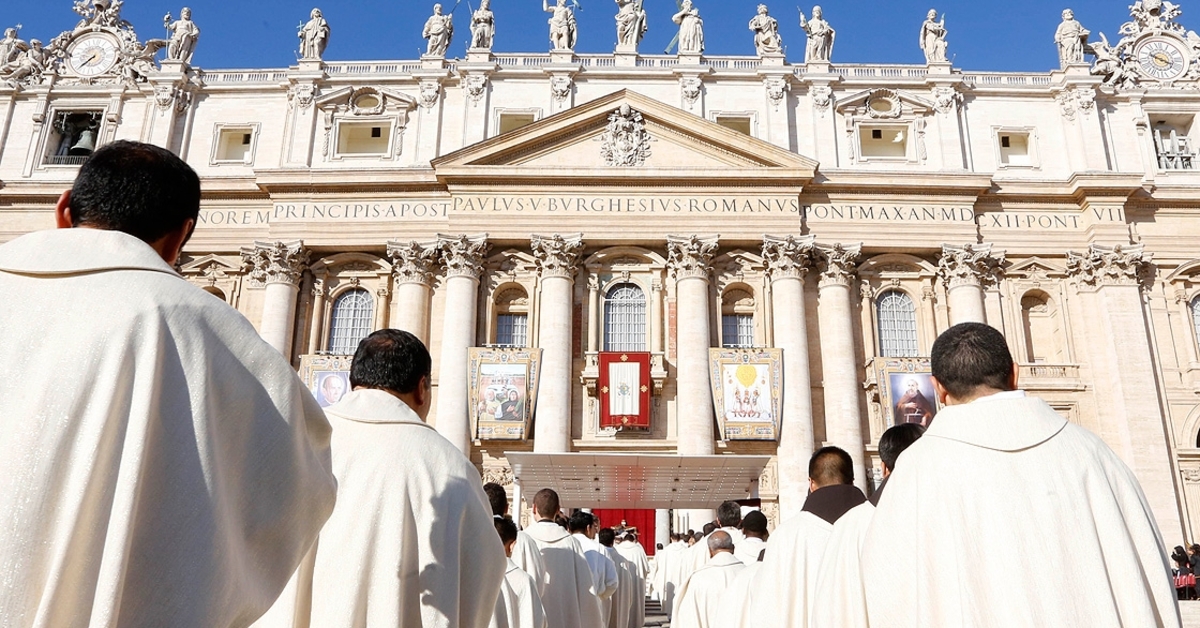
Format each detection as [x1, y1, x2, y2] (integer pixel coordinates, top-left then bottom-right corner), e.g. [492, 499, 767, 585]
[469, 347, 543, 440]
[709, 348, 783, 441]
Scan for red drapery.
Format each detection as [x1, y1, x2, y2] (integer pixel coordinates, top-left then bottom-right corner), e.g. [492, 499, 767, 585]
[592, 508, 657, 556]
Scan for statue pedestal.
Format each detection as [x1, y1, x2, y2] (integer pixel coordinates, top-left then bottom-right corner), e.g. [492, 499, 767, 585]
[1064, 62, 1092, 77]
[297, 59, 323, 73]
[466, 49, 493, 63]
[678, 51, 703, 66]
[550, 49, 576, 64]
[615, 49, 638, 67]
[421, 55, 448, 70]
[926, 61, 953, 75]
[157, 60, 189, 76]
[760, 52, 786, 67]
[805, 61, 831, 74]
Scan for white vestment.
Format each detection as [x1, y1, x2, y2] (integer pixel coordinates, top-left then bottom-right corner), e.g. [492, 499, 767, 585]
[672, 553, 746, 628]
[660, 541, 691, 619]
[0, 229, 336, 628]
[613, 542, 646, 628]
[810, 502, 874, 628]
[733, 535, 767, 567]
[715, 561, 759, 628]
[574, 533, 619, 624]
[254, 389, 506, 628]
[524, 522, 605, 628]
[747, 512, 834, 628]
[861, 394, 1181, 627]
[615, 540, 650, 580]
[602, 546, 635, 628]
[512, 530, 548, 597]
[491, 559, 548, 628]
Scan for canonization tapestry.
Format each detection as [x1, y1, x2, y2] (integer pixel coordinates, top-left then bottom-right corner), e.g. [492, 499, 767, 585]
[299, 354, 354, 408]
[709, 348, 783, 441]
[469, 347, 543, 440]
[875, 357, 940, 428]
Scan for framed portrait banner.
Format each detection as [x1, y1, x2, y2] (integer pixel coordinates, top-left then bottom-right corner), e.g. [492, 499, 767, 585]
[876, 358, 940, 427]
[709, 348, 783, 441]
[599, 352, 652, 430]
[299, 354, 354, 408]
[468, 347, 543, 441]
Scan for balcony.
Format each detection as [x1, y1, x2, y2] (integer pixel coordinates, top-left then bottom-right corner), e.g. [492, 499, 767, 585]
[581, 351, 668, 396]
[1018, 363, 1085, 391]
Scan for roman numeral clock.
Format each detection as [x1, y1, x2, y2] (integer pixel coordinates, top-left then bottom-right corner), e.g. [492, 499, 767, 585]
[1134, 35, 1191, 83]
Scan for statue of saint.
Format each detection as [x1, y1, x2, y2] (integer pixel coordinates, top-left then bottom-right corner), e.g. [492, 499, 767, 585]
[672, 0, 704, 54]
[298, 8, 330, 61]
[0, 28, 26, 67]
[615, 0, 648, 49]
[799, 5, 834, 62]
[163, 7, 200, 64]
[544, 0, 577, 51]
[422, 3, 453, 57]
[470, 0, 495, 50]
[1055, 9, 1090, 68]
[919, 9, 948, 63]
[748, 4, 782, 56]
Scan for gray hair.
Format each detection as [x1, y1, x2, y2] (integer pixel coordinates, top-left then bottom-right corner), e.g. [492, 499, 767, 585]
[707, 530, 734, 553]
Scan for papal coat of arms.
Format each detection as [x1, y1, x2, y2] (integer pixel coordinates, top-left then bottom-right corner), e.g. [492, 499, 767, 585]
[599, 104, 652, 167]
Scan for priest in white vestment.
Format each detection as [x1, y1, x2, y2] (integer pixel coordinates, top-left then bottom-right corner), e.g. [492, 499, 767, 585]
[733, 510, 769, 566]
[525, 489, 605, 628]
[485, 482, 548, 597]
[715, 551, 760, 627]
[614, 533, 648, 627]
[570, 512, 620, 624]
[255, 330, 507, 628]
[861, 323, 1181, 627]
[746, 446, 866, 628]
[655, 535, 685, 615]
[492, 517, 548, 628]
[672, 531, 746, 628]
[0, 141, 336, 628]
[598, 529, 636, 628]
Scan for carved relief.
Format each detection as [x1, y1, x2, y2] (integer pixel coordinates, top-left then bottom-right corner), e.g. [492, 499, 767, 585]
[938, 243, 1006, 289]
[1067, 243, 1152, 289]
[764, 76, 789, 110]
[438, 234, 490, 279]
[386, 240, 440, 286]
[419, 80, 441, 109]
[1182, 466, 1200, 484]
[866, 89, 902, 118]
[931, 86, 961, 114]
[531, 233, 584, 280]
[289, 83, 317, 110]
[481, 465, 514, 487]
[464, 74, 488, 105]
[667, 235, 719, 281]
[240, 240, 309, 287]
[810, 85, 833, 111]
[762, 234, 815, 281]
[599, 104, 652, 167]
[816, 242, 863, 288]
[1055, 87, 1095, 121]
[680, 76, 702, 106]
[550, 75, 573, 103]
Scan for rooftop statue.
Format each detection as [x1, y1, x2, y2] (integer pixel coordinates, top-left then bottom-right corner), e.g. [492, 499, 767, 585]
[544, 0, 577, 51]
[423, 4, 453, 57]
[72, 0, 132, 31]
[163, 7, 199, 64]
[919, 9, 948, 63]
[298, 8, 330, 61]
[672, 0, 704, 54]
[0, 38, 44, 88]
[615, 0, 648, 50]
[799, 6, 834, 62]
[748, 4, 782, 56]
[470, 0, 495, 50]
[1054, 9, 1089, 67]
[0, 28, 27, 66]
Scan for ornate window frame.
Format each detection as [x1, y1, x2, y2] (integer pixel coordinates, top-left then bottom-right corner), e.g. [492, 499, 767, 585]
[314, 86, 415, 163]
[991, 125, 1041, 170]
[209, 122, 261, 166]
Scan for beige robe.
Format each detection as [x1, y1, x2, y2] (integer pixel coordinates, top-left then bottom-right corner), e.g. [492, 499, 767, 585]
[602, 546, 635, 628]
[733, 535, 766, 567]
[861, 394, 1181, 627]
[809, 502, 874, 628]
[672, 552, 746, 628]
[715, 561, 759, 627]
[490, 559, 547, 628]
[524, 521, 605, 628]
[613, 542, 646, 628]
[255, 389, 506, 628]
[746, 512, 834, 628]
[512, 531, 548, 598]
[0, 229, 336, 628]
[660, 541, 691, 619]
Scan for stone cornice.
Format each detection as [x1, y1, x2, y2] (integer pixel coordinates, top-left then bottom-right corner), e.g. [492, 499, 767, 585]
[438, 233, 490, 279]
[816, 242, 863, 288]
[1066, 243, 1152, 289]
[386, 239, 440, 286]
[667, 235, 719, 281]
[762, 234, 815, 281]
[531, 233, 584, 280]
[938, 243, 1006, 289]
[240, 240, 309, 287]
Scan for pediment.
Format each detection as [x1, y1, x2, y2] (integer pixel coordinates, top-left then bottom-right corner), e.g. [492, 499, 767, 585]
[836, 88, 934, 117]
[1007, 257, 1067, 278]
[314, 86, 416, 113]
[434, 89, 817, 183]
[179, 253, 240, 274]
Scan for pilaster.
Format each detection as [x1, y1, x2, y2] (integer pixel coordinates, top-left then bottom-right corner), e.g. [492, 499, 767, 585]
[283, 65, 324, 167]
[413, 60, 452, 164]
[458, 59, 498, 145]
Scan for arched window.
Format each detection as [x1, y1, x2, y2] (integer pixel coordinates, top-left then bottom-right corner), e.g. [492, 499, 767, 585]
[603, 283, 647, 352]
[721, 288, 755, 348]
[1192, 295, 1200, 355]
[876, 290, 918, 357]
[202, 286, 226, 301]
[494, 286, 530, 347]
[1021, 291, 1065, 363]
[327, 288, 374, 355]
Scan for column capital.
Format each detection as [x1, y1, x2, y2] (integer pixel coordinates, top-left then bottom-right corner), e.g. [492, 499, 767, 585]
[667, 235, 719, 281]
[387, 240, 440, 287]
[762, 234, 815, 281]
[531, 233, 584, 280]
[1067, 243, 1152, 289]
[938, 243, 1006, 289]
[437, 234, 490, 280]
[240, 240, 309, 287]
[815, 242, 862, 288]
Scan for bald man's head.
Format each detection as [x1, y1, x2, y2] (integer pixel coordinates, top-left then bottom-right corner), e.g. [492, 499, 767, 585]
[809, 446, 854, 488]
[707, 530, 734, 557]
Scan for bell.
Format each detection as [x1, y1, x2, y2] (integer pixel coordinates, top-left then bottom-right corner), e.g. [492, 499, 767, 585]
[69, 128, 97, 156]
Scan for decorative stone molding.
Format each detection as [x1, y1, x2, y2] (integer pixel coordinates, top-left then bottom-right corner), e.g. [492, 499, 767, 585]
[1182, 466, 1200, 484]
[1066, 243, 1152, 289]
[1055, 87, 1095, 121]
[810, 85, 833, 110]
[438, 234, 490, 280]
[931, 86, 961, 114]
[865, 89, 902, 118]
[599, 104, 652, 167]
[419, 80, 441, 109]
[464, 74, 488, 105]
[288, 83, 316, 110]
[311, 277, 328, 298]
[680, 76, 702, 106]
[481, 465, 514, 487]
[816, 242, 863, 288]
[240, 240, 309, 287]
[764, 76, 789, 110]
[762, 234, 815, 281]
[667, 235, 719, 281]
[758, 460, 778, 495]
[938, 243, 1006, 289]
[386, 240, 440, 286]
[550, 75, 573, 103]
[531, 233, 584, 280]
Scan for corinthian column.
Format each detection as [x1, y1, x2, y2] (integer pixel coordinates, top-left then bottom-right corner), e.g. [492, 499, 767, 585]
[241, 240, 309, 360]
[763, 234, 816, 520]
[531, 234, 584, 453]
[387, 240, 441, 344]
[938, 243, 1005, 326]
[816, 242, 867, 490]
[436, 234, 490, 454]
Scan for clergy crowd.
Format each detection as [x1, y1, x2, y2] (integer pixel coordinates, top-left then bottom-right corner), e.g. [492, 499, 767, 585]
[0, 139, 1187, 627]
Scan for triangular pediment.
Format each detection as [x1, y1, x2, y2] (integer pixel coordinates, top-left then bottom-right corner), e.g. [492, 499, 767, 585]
[433, 90, 817, 184]
[1007, 257, 1067, 278]
[836, 88, 934, 117]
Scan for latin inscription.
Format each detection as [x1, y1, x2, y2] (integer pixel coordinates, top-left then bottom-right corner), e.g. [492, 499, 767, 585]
[196, 201, 452, 226]
[453, 196, 802, 214]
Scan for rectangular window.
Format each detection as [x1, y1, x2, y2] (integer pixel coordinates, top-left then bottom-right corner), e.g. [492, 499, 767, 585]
[1152, 117, 1196, 170]
[496, 313, 528, 347]
[336, 120, 392, 156]
[722, 314, 754, 348]
[214, 127, 257, 163]
[859, 125, 908, 159]
[43, 111, 102, 166]
[715, 116, 753, 136]
[998, 132, 1030, 166]
[498, 113, 537, 135]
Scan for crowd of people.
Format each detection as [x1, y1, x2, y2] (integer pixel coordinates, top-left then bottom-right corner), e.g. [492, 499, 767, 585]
[0, 139, 1186, 627]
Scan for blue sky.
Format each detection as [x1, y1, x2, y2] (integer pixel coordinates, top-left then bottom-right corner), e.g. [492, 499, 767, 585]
[2, 1, 1145, 71]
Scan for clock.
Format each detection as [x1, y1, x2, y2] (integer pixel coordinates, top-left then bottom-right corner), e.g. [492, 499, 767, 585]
[68, 33, 120, 78]
[1134, 36, 1190, 82]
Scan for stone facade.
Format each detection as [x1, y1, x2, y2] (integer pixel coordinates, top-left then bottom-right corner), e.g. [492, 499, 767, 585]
[6, 3, 1200, 540]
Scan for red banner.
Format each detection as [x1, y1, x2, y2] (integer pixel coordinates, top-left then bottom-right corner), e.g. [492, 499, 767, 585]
[599, 352, 652, 430]
[593, 508, 657, 556]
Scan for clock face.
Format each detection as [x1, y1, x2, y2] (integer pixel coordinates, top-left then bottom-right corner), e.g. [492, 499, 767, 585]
[68, 34, 119, 78]
[1135, 36, 1190, 82]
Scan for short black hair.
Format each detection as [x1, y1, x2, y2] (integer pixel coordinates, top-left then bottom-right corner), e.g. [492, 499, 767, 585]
[598, 528, 616, 547]
[349, 329, 432, 394]
[483, 482, 507, 517]
[568, 511, 594, 533]
[533, 488, 559, 518]
[930, 322, 1015, 399]
[717, 501, 742, 527]
[495, 517, 518, 546]
[809, 446, 854, 486]
[879, 423, 926, 472]
[701, 522, 717, 535]
[69, 140, 201, 243]
[741, 510, 768, 534]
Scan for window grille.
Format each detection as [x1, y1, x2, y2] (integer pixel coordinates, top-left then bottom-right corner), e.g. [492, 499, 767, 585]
[327, 288, 374, 355]
[603, 283, 647, 352]
[877, 290, 919, 357]
[496, 313, 528, 347]
[722, 314, 754, 348]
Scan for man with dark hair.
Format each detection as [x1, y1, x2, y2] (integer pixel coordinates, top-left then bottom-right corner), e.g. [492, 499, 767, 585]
[861, 322, 1178, 626]
[872, 422, 926, 506]
[718, 511, 769, 626]
[0, 140, 336, 626]
[734, 510, 769, 566]
[570, 511, 619, 624]
[524, 488, 604, 628]
[483, 481, 547, 597]
[258, 329, 505, 628]
[686, 502, 746, 575]
[491, 517, 548, 628]
[674, 531, 746, 627]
